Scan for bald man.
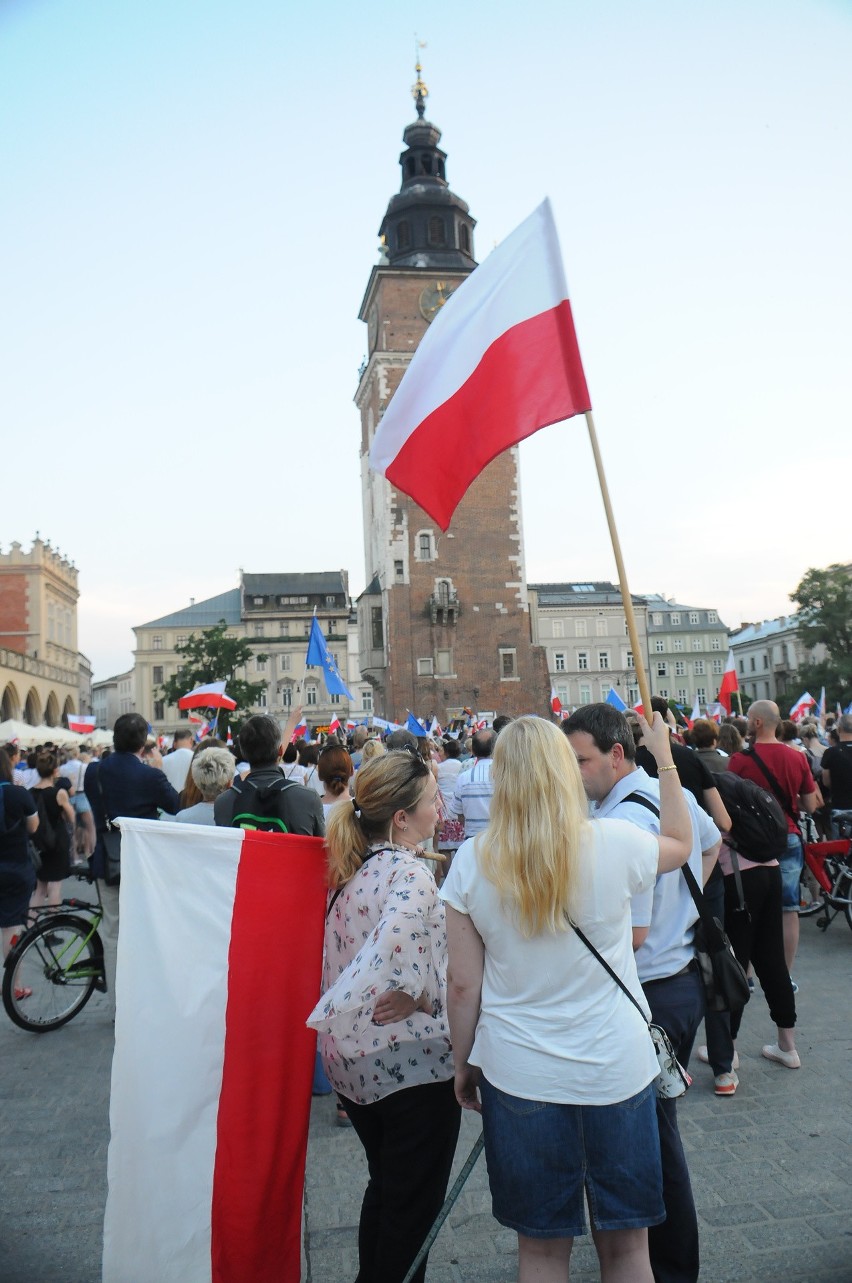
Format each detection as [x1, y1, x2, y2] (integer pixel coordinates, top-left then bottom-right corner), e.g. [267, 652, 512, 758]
[728, 701, 817, 975]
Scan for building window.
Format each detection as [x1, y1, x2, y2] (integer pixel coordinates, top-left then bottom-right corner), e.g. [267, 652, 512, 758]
[556, 683, 569, 706]
[626, 651, 635, 668]
[152, 666, 164, 685]
[655, 640, 665, 653]
[596, 618, 607, 636]
[696, 687, 707, 702]
[579, 683, 592, 705]
[394, 560, 404, 581]
[552, 619, 565, 638]
[415, 530, 435, 561]
[763, 653, 769, 670]
[692, 638, 703, 651]
[303, 621, 312, 637]
[361, 688, 373, 712]
[627, 685, 639, 705]
[279, 620, 289, 635]
[677, 688, 688, 703]
[712, 658, 723, 675]
[577, 652, 589, 671]
[460, 223, 470, 253]
[738, 660, 745, 674]
[499, 649, 517, 680]
[397, 220, 411, 250]
[153, 636, 163, 650]
[675, 661, 685, 676]
[306, 684, 318, 706]
[658, 688, 669, 698]
[276, 654, 289, 672]
[707, 611, 718, 623]
[652, 613, 663, 626]
[598, 652, 610, 670]
[657, 662, 668, 677]
[711, 637, 721, 651]
[673, 638, 684, 652]
[554, 652, 567, 672]
[694, 660, 705, 675]
[689, 612, 700, 625]
[153, 700, 165, 720]
[281, 685, 292, 707]
[254, 623, 264, 636]
[257, 689, 267, 709]
[436, 649, 453, 675]
[670, 613, 681, 626]
[418, 658, 434, 676]
[750, 656, 756, 672]
[371, 607, 383, 650]
[176, 635, 187, 647]
[330, 693, 341, 704]
[575, 620, 587, 637]
[428, 215, 446, 246]
[256, 657, 266, 672]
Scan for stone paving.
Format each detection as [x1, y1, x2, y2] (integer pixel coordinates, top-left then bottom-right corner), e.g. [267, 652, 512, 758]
[1, 889, 850, 1282]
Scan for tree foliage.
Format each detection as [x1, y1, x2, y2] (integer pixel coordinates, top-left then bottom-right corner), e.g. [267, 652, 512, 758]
[790, 564, 852, 706]
[159, 621, 268, 725]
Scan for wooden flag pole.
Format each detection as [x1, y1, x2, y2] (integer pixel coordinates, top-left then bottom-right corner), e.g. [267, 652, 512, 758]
[584, 412, 653, 718]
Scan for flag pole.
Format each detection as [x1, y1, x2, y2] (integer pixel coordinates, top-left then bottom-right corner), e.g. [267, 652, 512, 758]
[584, 412, 653, 718]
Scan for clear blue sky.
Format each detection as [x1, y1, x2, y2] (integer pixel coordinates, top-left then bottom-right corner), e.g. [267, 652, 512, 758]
[2, 0, 849, 680]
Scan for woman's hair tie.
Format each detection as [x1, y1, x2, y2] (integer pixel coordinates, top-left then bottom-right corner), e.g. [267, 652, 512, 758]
[352, 798, 362, 820]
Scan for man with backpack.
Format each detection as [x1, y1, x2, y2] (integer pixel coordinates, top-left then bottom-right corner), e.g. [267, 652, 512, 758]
[728, 700, 816, 989]
[214, 715, 324, 835]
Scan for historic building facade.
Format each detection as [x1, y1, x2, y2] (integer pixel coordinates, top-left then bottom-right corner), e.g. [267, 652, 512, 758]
[729, 616, 827, 706]
[133, 572, 371, 735]
[643, 595, 730, 710]
[0, 537, 84, 726]
[355, 78, 548, 722]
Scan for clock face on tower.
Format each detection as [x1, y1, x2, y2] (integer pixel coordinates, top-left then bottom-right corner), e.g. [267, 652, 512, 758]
[419, 281, 455, 323]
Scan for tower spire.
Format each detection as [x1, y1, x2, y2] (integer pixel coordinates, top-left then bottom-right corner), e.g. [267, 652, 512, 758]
[411, 37, 428, 119]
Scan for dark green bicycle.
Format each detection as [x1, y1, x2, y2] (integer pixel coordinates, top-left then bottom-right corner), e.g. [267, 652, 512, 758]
[2, 874, 106, 1032]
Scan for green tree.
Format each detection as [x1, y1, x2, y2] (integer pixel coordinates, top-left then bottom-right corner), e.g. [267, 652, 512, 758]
[790, 564, 852, 707]
[159, 621, 268, 728]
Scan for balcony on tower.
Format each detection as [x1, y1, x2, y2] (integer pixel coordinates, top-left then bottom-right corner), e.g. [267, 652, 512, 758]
[428, 579, 459, 626]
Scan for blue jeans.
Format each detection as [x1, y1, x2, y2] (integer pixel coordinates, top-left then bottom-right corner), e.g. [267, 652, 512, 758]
[642, 968, 704, 1283]
[779, 832, 804, 912]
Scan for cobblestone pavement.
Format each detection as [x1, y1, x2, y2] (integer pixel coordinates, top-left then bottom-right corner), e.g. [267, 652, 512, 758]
[1, 891, 850, 1282]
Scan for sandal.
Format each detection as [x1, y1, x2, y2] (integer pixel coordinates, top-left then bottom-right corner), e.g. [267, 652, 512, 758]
[14, 987, 33, 1001]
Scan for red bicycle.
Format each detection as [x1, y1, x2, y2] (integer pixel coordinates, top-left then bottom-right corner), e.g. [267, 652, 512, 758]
[800, 832, 852, 933]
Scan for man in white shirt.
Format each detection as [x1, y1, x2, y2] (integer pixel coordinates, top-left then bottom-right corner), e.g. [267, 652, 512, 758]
[565, 703, 721, 1283]
[451, 729, 496, 838]
[161, 730, 194, 792]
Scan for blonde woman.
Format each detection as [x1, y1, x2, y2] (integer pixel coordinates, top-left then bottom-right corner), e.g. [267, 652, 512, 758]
[441, 714, 693, 1283]
[306, 751, 460, 1283]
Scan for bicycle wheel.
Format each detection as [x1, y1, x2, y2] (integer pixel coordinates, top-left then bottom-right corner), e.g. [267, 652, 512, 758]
[2, 915, 104, 1032]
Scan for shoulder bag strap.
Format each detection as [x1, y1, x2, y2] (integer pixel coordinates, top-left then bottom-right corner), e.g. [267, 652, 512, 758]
[747, 748, 799, 825]
[568, 917, 649, 1025]
[325, 845, 384, 920]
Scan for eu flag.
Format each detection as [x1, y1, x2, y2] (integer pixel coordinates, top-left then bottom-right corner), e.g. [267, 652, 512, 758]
[305, 617, 354, 700]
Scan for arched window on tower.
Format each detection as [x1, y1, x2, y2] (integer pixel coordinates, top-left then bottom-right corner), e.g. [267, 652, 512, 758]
[437, 159, 445, 179]
[428, 216, 446, 246]
[405, 156, 416, 178]
[397, 220, 411, 250]
[421, 154, 432, 175]
[460, 223, 470, 253]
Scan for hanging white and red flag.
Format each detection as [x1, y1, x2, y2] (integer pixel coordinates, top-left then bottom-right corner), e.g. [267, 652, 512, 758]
[717, 650, 739, 714]
[102, 819, 327, 1283]
[369, 199, 591, 530]
[789, 691, 816, 721]
[178, 681, 237, 712]
[67, 714, 97, 734]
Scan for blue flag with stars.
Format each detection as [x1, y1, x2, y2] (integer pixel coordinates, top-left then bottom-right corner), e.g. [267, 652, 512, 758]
[305, 617, 354, 700]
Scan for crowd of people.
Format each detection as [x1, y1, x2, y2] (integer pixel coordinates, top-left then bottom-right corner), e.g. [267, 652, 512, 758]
[1, 696, 847, 1282]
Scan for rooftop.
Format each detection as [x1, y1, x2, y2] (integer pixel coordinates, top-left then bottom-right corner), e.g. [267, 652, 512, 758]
[136, 589, 242, 630]
[730, 615, 800, 646]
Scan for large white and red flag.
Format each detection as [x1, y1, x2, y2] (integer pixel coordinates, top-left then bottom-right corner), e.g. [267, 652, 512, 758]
[789, 691, 816, 722]
[717, 649, 739, 714]
[102, 819, 327, 1283]
[369, 199, 591, 530]
[67, 714, 97, 734]
[178, 681, 237, 712]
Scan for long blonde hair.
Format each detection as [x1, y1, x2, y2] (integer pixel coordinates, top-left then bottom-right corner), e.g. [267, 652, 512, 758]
[325, 750, 431, 888]
[478, 716, 589, 936]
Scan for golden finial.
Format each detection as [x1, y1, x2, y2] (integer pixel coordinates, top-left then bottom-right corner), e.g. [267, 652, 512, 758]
[411, 35, 428, 119]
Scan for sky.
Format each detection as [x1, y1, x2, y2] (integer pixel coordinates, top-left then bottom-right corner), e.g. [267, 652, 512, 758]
[2, 0, 850, 682]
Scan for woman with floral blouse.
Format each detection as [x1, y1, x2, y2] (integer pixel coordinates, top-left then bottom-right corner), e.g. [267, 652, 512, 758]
[306, 750, 460, 1283]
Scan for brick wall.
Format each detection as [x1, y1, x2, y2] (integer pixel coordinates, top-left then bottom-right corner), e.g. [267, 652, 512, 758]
[0, 573, 28, 653]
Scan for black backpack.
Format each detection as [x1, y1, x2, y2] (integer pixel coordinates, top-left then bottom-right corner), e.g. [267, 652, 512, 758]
[30, 789, 70, 859]
[228, 774, 297, 833]
[710, 771, 788, 864]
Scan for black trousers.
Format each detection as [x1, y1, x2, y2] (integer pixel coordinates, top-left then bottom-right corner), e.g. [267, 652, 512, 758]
[723, 865, 796, 1039]
[702, 869, 735, 1075]
[643, 968, 704, 1283]
[342, 1077, 461, 1283]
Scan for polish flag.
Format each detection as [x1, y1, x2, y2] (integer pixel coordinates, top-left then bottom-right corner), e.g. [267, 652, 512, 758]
[688, 695, 701, 729]
[717, 650, 739, 714]
[67, 714, 96, 734]
[706, 702, 725, 723]
[327, 715, 341, 734]
[102, 819, 327, 1283]
[369, 199, 591, 530]
[178, 681, 237, 712]
[428, 716, 442, 737]
[290, 717, 308, 741]
[550, 688, 562, 716]
[346, 719, 357, 731]
[789, 691, 816, 722]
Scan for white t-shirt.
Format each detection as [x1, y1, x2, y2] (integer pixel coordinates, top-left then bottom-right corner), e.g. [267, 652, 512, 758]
[161, 747, 193, 792]
[440, 820, 659, 1106]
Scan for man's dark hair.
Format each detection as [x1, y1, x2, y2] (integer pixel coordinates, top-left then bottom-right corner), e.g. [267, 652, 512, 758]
[113, 713, 149, 754]
[282, 742, 298, 764]
[650, 696, 671, 719]
[172, 729, 193, 747]
[492, 715, 513, 736]
[562, 704, 636, 761]
[442, 738, 462, 759]
[472, 729, 496, 758]
[238, 715, 282, 769]
[386, 728, 419, 753]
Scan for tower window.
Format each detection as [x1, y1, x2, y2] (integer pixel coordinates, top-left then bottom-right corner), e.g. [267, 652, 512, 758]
[428, 216, 446, 246]
[460, 224, 470, 253]
[421, 154, 432, 175]
[437, 159, 445, 179]
[397, 220, 411, 250]
[415, 530, 436, 561]
[405, 157, 416, 178]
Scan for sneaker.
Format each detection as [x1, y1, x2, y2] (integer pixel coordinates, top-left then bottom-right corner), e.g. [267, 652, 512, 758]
[762, 1043, 801, 1069]
[697, 1046, 739, 1070]
[790, 979, 799, 993]
[714, 1071, 738, 1095]
[748, 977, 755, 993]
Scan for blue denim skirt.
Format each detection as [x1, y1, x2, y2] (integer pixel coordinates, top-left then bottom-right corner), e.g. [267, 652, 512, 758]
[479, 1077, 664, 1238]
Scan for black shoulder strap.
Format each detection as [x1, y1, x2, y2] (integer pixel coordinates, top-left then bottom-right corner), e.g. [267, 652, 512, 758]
[746, 748, 798, 825]
[622, 791, 660, 818]
[325, 845, 384, 920]
[568, 918, 649, 1025]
